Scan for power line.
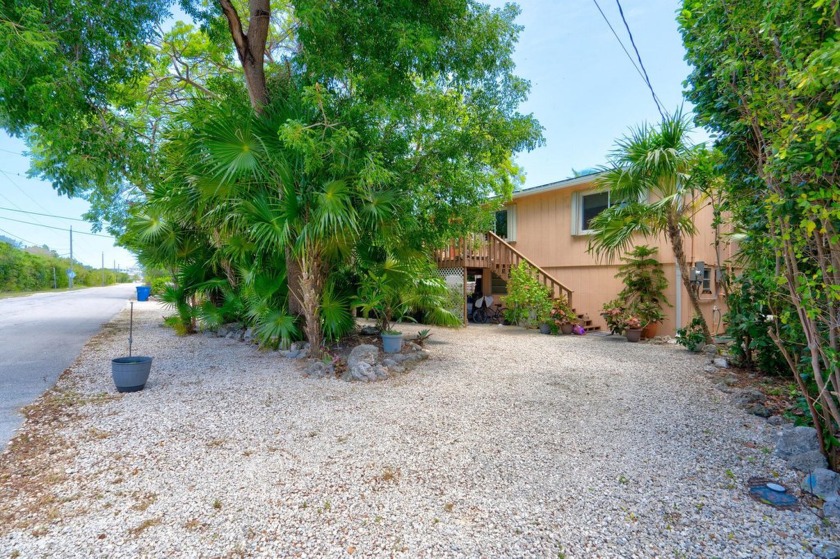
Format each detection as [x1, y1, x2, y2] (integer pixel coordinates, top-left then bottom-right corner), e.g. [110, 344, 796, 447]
[0, 205, 88, 222]
[613, 0, 665, 120]
[0, 215, 113, 238]
[590, 0, 665, 119]
[0, 227, 36, 246]
[0, 169, 51, 213]
[0, 147, 24, 156]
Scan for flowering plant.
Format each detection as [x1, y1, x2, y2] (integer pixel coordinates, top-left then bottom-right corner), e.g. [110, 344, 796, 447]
[601, 299, 626, 334]
[624, 315, 642, 329]
[550, 297, 577, 324]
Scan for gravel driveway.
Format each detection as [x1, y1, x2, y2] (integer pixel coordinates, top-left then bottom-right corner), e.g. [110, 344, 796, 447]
[1, 302, 835, 558]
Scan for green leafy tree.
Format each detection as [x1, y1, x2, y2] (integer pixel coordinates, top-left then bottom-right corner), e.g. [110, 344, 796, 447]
[6, 0, 542, 357]
[680, 0, 840, 462]
[586, 112, 713, 344]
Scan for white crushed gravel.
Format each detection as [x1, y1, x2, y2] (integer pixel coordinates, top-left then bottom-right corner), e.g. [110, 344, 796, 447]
[1, 301, 837, 558]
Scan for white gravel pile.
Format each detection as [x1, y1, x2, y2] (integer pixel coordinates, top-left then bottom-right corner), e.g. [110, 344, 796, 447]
[1, 301, 836, 558]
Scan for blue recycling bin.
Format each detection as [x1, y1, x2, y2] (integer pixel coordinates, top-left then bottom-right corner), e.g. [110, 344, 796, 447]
[136, 285, 151, 302]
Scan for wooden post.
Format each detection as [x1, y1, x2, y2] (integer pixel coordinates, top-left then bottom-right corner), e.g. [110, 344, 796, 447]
[462, 266, 467, 327]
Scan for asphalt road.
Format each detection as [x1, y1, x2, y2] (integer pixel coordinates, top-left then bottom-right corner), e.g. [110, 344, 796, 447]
[0, 284, 137, 448]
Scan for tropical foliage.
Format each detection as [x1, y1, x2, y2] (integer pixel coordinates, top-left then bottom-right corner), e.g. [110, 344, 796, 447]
[503, 261, 554, 328]
[680, 0, 840, 463]
[1, 2, 542, 358]
[586, 112, 714, 344]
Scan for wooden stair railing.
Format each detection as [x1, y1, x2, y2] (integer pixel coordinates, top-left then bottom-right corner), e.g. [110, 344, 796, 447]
[484, 231, 574, 309]
[434, 232, 574, 309]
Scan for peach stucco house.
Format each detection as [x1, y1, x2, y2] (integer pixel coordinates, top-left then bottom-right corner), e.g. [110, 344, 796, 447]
[436, 173, 736, 336]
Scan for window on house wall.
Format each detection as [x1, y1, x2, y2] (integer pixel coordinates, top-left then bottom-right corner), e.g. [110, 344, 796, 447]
[702, 267, 713, 294]
[573, 190, 630, 235]
[495, 206, 516, 241]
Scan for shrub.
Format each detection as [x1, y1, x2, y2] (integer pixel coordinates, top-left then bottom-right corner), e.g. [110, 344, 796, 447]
[676, 315, 707, 352]
[503, 261, 553, 328]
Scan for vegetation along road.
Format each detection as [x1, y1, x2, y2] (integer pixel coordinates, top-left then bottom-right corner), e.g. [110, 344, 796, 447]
[0, 283, 137, 447]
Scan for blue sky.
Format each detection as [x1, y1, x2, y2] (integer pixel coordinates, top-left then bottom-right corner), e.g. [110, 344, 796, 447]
[0, 0, 698, 268]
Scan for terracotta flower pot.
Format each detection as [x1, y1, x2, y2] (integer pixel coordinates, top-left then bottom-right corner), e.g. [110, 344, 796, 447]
[642, 322, 659, 340]
[560, 323, 574, 335]
[625, 328, 643, 343]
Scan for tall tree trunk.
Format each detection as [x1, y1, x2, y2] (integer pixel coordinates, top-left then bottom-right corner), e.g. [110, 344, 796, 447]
[218, 0, 271, 111]
[218, 0, 305, 313]
[286, 246, 304, 316]
[298, 249, 324, 359]
[668, 218, 714, 344]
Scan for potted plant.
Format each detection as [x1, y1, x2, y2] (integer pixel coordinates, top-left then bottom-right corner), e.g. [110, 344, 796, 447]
[112, 302, 153, 392]
[551, 296, 578, 335]
[676, 315, 707, 352]
[624, 314, 643, 343]
[355, 264, 411, 354]
[635, 301, 666, 339]
[615, 246, 670, 337]
[601, 298, 627, 335]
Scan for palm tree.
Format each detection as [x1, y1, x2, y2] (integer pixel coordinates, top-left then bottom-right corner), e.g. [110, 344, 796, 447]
[587, 111, 713, 344]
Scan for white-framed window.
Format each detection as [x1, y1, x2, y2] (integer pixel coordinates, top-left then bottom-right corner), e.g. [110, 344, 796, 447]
[572, 189, 627, 235]
[495, 206, 517, 242]
[702, 267, 713, 294]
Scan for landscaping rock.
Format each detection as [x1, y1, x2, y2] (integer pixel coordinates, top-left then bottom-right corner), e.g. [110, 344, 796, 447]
[733, 389, 766, 406]
[721, 374, 739, 386]
[390, 350, 430, 364]
[703, 365, 718, 374]
[767, 415, 787, 426]
[713, 357, 729, 369]
[787, 450, 828, 473]
[744, 404, 772, 418]
[348, 344, 378, 368]
[359, 326, 379, 336]
[305, 361, 334, 379]
[775, 426, 822, 460]
[405, 342, 423, 353]
[813, 540, 840, 558]
[344, 344, 381, 381]
[802, 468, 840, 500]
[822, 501, 840, 521]
[703, 344, 718, 357]
[373, 365, 390, 380]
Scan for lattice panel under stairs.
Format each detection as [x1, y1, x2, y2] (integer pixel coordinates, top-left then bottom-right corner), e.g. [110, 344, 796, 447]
[437, 266, 466, 325]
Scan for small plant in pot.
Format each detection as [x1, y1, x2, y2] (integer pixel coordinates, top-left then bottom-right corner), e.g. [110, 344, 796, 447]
[551, 297, 578, 335]
[677, 315, 707, 352]
[112, 302, 153, 392]
[355, 264, 412, 354]
[635, 301, 666, 339]
[623, 314, 644, 343]
[601, 299, 627, 335]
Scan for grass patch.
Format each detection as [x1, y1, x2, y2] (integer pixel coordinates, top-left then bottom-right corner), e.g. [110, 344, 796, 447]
[0, 369, 117, 536]
[130, 517, 162, 536]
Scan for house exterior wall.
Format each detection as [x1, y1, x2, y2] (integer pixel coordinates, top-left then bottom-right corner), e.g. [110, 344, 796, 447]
[504, 178, 735, 336]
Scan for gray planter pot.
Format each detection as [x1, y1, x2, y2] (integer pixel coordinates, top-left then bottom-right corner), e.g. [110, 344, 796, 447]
[112, 356, 153, 392]
[539, 323, 552, 335]
[625, 328, 642, 343]
[381, 333, 403, 354]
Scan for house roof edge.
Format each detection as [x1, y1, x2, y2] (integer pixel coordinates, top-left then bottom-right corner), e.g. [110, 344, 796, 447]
[511, 171, 606, 200]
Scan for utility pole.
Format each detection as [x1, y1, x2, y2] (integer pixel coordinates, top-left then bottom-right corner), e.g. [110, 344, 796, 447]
[68, 226, 74, 289]
[102, 252, 105, 286]
[52, 267, 56, 289]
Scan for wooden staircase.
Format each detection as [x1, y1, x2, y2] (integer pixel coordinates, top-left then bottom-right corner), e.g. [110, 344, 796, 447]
[435, 232, 600, 331]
